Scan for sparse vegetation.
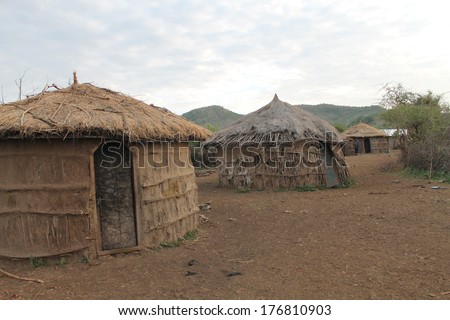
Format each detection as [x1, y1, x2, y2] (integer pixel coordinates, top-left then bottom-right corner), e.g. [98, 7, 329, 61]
[29, 257, 48, 268]
[160, 239, 183, 248]
[183, 229, 199, 241]
[80, 255, 90, 264]
[380, 83, 450, 177]
[338, 177, 356, 188]
[58, 257, 67, 267]
[294, 185, 319, 192]
[160, 229, 199, 248]
[401, 167, 450, 183]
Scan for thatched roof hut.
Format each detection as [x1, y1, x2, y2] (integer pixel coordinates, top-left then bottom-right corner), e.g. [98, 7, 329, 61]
[204, 95, 350, 190]
[0, 77, 211, 258]
[342, 122, 389, 155]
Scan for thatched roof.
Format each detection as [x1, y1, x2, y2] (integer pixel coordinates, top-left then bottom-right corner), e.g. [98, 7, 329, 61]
[205, 94, 343, 146]
[342, 122, 386, 138]
[0, 81, 211, 141]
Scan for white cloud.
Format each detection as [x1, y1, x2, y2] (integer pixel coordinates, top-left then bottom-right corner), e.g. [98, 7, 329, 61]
[1, 0, 449, 114]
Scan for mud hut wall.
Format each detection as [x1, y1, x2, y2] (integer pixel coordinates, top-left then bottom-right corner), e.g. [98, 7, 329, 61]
[0, 139, 99, 258]
[343, 139, 356, 156]
[133, 142, 198, 247]
[217, 141, 328, 189]
[369, 137, 389, 153]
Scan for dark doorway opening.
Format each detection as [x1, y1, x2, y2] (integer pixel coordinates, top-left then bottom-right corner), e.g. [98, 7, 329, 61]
[94, 141, 137, 251]
[364, 138, 371, 153]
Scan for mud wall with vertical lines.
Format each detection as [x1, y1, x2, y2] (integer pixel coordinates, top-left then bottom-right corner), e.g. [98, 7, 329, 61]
[132, 142, 199, 247]
[216, 141, 350, 190]
[0, 139, 200, 258]
[0, 139, 99, 258]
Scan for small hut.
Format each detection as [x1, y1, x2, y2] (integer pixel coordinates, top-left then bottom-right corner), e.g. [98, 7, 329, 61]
[0, 77, 211, 258]
[342, 122, 389, 155]
[203, 95, 350, 190]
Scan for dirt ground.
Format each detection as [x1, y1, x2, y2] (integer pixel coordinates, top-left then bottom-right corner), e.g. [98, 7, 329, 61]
[1, 151, 449, 300]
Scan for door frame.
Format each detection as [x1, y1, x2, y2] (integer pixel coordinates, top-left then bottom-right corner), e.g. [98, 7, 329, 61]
[321, 142, 340, 187]
[91, 141, 142, 256]
[364, 138, 372, 153]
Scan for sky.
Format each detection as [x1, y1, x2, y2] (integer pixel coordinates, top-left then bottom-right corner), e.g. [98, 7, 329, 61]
[1, 0, 449, 115]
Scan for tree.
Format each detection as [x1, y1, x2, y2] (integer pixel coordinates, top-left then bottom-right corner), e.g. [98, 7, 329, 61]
[379, 84, 450, 176]
[333, 123, 347, 133]
[379, 83, 416, 109]
[205, 123, 220, 132]
[380, 85, 448, 139]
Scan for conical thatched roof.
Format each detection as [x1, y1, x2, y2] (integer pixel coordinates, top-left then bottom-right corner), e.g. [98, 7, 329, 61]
[205, 94, 343, 146]
[0, 82, 211, 141]
[342, 122, 386, 138]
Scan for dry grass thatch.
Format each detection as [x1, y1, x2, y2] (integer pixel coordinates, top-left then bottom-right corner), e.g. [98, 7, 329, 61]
[205, 94, 344, 146]
[343, 122, 387, 138]
[0, 82, 211, 141]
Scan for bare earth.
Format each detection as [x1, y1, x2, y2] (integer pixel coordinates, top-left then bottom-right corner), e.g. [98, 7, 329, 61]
[1, 151, 449, 300]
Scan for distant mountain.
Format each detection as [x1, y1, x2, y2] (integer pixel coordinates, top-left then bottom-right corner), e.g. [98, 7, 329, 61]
[182, 105, 243, 131]
[183, 104, 386, 131]
[297, 104, 385, 128]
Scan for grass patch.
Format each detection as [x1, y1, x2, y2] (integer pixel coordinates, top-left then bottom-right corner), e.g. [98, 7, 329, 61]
[401, 167, 450, 183]
[160, 229, 199, 248]
[294, 185, 319, 192]
[235, 187, 251, 193]
[29, 257, 48, 268]
[160, 239, 183, 248]
[80, 255, 91, 264]
[58, 257, 67, 267]
[338, 177, 356, 188]
[183, 229, 199, 241]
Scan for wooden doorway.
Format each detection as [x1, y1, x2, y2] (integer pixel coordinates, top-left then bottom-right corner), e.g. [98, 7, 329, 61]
[364, 138, 371, 153]
[94, 142, 137, 251]
[321, 143, 340, 187]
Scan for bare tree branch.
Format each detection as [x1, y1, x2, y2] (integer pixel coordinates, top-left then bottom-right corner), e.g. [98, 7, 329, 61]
[15, 70, 27, 101]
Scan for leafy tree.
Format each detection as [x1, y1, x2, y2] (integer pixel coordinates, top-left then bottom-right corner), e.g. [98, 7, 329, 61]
[205, 123, 220, 132]
[333, 123, 347, 133]
[379, 83, 450, 176]
[350, 114, 377, 126]
[380, 85, 448, 139]
[379, 83, 416, 109]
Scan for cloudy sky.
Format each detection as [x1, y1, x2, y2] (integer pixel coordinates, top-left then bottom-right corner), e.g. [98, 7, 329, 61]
[1, 0, 449, 114]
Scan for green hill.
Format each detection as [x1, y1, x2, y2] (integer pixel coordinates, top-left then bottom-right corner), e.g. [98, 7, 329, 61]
[297, 104, 385, 128]
[182, 105, 243, 131]
[183, 104, 386, 131]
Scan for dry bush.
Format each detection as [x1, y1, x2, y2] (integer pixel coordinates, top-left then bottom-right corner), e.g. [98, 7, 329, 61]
[401, 128, 450, 175]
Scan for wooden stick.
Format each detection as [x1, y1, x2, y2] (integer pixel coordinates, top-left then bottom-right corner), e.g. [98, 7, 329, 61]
[20, 106, 38, 125]
[0, 268, 44, 284]
[33, 289, 43, 300]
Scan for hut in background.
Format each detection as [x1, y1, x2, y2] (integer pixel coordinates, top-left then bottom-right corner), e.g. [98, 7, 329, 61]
[382, 128, 407, 150]
[343, 122, 389, 155]
[204, 95, 350, 190]
[0, 76, 211, 258]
